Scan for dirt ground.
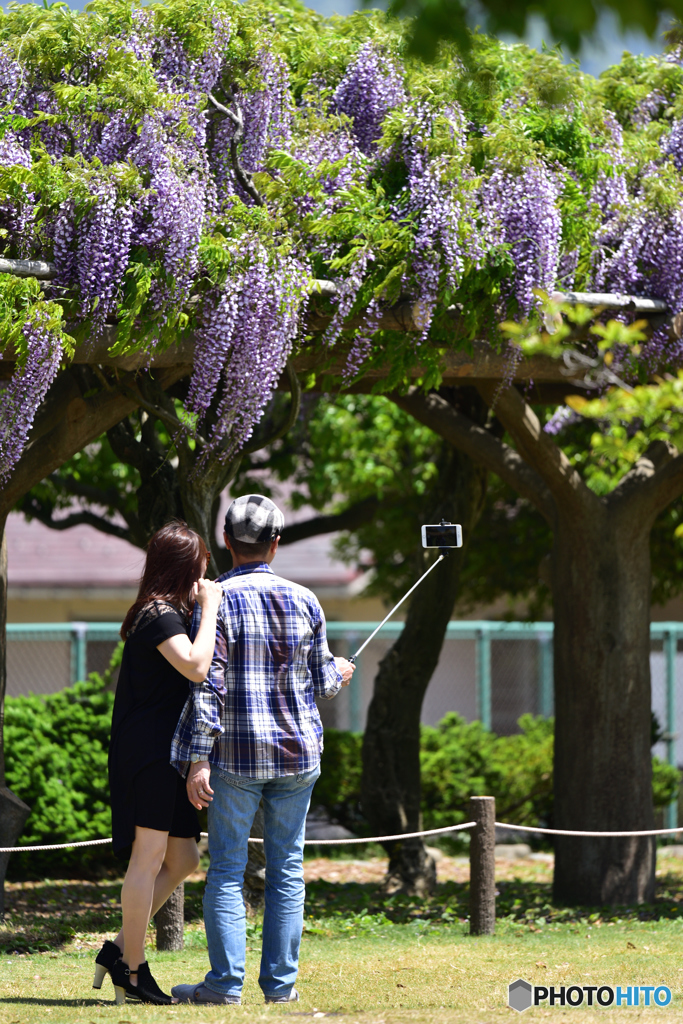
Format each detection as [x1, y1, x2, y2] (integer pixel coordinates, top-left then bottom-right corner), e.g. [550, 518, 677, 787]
[302, 850, 555, 885]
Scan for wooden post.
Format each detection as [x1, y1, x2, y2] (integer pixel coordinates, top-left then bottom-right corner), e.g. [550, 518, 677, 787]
[155, 882, 184, 951]
[469, 795, 495, 935]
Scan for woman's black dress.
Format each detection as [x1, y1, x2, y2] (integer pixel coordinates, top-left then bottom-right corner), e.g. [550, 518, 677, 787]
[109, 600, 200, 858]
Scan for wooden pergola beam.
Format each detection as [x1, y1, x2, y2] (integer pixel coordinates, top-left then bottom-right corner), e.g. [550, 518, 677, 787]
[0, 257, 677, 388]
[0, 336, 587, 387]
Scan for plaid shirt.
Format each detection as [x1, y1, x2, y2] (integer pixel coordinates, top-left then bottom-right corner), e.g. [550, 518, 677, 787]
[171, 562, 342, 778]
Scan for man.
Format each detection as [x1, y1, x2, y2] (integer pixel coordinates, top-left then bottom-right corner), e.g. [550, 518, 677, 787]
[170, 494, 355, 1005]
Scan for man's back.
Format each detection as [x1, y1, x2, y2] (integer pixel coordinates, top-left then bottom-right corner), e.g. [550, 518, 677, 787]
[172, 563, 341, 778]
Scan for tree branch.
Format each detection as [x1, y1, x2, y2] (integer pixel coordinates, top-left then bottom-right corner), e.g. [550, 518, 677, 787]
[243, 361, 301, 455]
[117, 380, 191, 439]
[18, 494, 133, 543]
[610, 442, 683, 522]
[477, 382, 596, 517]
[279, 496, 382, 546]
[391, 388, 556, 524]
[1, 365, 189, 517]
[209, 92, 264, 207]
[47, 471, 129, 515]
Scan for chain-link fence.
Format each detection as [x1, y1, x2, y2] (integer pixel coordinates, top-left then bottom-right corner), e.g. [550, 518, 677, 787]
[6, 619, 682, 763]
[6, 623, 121, 696]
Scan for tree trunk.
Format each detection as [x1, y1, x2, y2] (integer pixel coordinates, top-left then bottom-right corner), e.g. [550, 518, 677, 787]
[552, 504, 656, 904]
[389, 385, 683, 907]
[0, 518, 30, 917]
[155, 883, 185, 950]
[360, 443, 487, 895]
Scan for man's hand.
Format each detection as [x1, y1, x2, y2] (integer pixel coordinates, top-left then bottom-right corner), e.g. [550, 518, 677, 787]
[334, 657, 356, 687]
[187, 760, 214, 809]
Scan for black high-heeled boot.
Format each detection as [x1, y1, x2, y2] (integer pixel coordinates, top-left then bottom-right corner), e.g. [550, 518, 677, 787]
[111, 960, 175, 1006]
[92, 940, 122, 990]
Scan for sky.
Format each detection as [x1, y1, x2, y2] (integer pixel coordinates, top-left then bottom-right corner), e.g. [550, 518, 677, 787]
[307, 3, 669, 78]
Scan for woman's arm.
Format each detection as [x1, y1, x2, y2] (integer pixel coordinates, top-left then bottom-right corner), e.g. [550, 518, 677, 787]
[157, 579, 223, 682]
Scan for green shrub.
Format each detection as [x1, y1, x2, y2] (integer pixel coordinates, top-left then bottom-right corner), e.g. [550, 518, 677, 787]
[420, 713, 555, 830]
[317, 713, 681, 838]
[4, 644, 122, 879]
[313, 729, 364, 830]
[652, 756, 681, 809]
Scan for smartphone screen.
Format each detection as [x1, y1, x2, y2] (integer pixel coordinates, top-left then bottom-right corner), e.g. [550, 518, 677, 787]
[421, 524, 463, 548]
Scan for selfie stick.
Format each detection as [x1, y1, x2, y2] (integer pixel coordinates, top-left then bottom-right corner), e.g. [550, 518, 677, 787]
[348, 554, 445, 664]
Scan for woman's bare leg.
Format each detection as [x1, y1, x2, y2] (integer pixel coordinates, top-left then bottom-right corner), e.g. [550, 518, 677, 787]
[113, 837, 200, 959]
[148, 836, 201, 915]
[117, 827, 169, 975]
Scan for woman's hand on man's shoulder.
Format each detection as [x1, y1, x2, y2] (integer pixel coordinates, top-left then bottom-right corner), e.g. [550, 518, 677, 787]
[193, 578, 223, 610]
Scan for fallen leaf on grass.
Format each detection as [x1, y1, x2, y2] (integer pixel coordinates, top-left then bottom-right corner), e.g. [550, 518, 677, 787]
[627, 942, 636, 949]
[535, 962, 547, 968]
[396, 984, 406, 989]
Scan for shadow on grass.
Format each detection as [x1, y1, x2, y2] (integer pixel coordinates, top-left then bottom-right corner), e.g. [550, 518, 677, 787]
[0, 998, 107, 1007]
[0, 878, 206, 953]
[4, 871, 683, 955]
[305, 873, 683, 929]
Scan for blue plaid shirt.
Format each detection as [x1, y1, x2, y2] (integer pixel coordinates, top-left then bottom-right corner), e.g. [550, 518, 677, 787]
[171, 562, 343, 778]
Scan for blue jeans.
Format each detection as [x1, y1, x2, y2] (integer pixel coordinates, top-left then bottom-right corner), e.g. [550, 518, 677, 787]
[202, 764, 320, 1000]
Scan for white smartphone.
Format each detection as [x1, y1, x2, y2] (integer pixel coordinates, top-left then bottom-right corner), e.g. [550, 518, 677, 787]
[421, 523, 463, 548]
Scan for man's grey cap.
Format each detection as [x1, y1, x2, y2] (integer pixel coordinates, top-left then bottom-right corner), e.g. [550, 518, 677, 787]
[224, 494, 284, 544]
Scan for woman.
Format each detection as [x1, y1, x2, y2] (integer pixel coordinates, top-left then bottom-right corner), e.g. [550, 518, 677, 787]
[94, 521, 222, 1006]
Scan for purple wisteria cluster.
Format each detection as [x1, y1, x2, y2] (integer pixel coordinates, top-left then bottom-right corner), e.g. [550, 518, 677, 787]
[589, 106, 683, 370]
[661, 118, 683, 171]
[332, 42, 406, 155]
[128, 105, 208, 309]
[187, 236, 305, 459]
[397, 103, 478, 336]
[0, 309, 64, 481]
[590, 113, 628, 218]
[544, 405, 582, 436]
[480, 162, 562, 315]
[210, 48, 293, 206]
[241, 50, 293, 172]
[632, 89, 669, 128]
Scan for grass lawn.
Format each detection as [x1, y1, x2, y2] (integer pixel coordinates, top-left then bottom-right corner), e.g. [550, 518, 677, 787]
[2, 852, 683, 1023]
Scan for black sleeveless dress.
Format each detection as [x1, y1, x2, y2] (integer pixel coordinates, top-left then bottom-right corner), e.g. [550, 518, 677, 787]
[109, 600, 200, 858]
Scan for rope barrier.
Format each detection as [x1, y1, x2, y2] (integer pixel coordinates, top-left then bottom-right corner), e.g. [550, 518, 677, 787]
[0, 823, 477, 854]
[494, 821, 683, 838]
[0, 837, 113, 853]
[6, 818, 683, 853]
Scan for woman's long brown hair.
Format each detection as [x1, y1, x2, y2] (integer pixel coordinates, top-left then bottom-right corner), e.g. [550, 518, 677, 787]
[121, 521, 209, 640]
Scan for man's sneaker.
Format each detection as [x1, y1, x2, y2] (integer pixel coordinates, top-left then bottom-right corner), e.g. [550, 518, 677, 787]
[265, 988, 299, 1004]
[171, 982, 240, 1005]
